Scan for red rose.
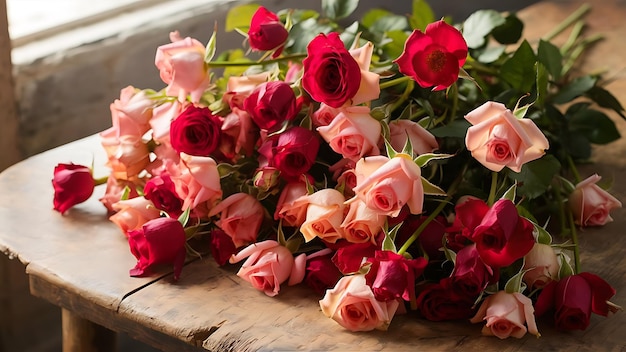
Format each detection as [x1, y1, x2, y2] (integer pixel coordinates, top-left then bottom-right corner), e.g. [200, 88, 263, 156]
[396, 215, 447, 260]
[258, 126, 319, 181]
[302, 32, 361, 108]
[365, 250, 427, 302]
[127, 217, 187, 280]
[416, 280, 476, 321]
[248, 6, 288, 56]
[209, 229, 237, 266]
[52, 163, 95, 214]
[331, 241, 378, 275]
[450, 244, 498, 298]
[394, 20, 468, 91]
[143, 173, 183, 217]
[535, 272, 619, 331]
[243, 81, 297, 131]
[304, 253, 343, 295]
[170, 105, 223, 157]
[471, 199, 535, 267]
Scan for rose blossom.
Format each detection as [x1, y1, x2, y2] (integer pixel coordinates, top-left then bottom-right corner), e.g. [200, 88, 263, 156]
[331, 241, 378, 275]
[208, 193, 265, 248]
[143, 173, 183, 217]
[170, 105, 223, 157]
[209, 229, 238, 266]
[470, 291, 540, 339]
[52, 163, 95, 214]
[317, 106, 381, 162]
[416, 281, 476, 321]
[155, 31, 210, 102]
[127, 217, 187, 280]
[109, 197, 161, 234]
[99, 174, 141, 213]
[247, 6, 288, 56]
[274, 177, 311, 227]
[304, 250, 343, 295]
[394, 20, 468, 90]
[535, 272, 620, 331]
[365, 250, 427, 302]
[389, 119, 438, 155]
[223, 72, 270, 109]
[465, 101, 550, 172]
[168, 153, 222, 216]
[258, 126, 320, 181]
[522, 243, 559, 289]
[352, 155, 424, 217]
[569, 174, 622, 226]
[243, 81, 297, 131]
[220, 107, 258, 159]
[320, 274, 400, 331]
[341, 199, 385, 244]
[229, 240, 305, 297]
[300, 189, 346, 243]
[101, 135, 150, 181]
[312, 103, 342, 127]
[100, 86, 154, 141]
[450, 244, 498, 298]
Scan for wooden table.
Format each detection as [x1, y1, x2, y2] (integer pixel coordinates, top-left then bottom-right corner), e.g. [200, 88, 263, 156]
[1, 1, 625, 351]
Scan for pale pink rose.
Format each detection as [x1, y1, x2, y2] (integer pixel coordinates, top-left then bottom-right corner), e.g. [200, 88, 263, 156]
[168, 153, 222, 216]
[317, 106, 381, 161]
[101, 135, 150, 181]
[274, 179, 310, 228]
[300, 189, 346, 243]
[349, 41, 380, 106]
[341, 199, 385, 244]
[284, 62, 302, 84]
[465, 101, 549, 172]
[155, 31, 210, 103]
[312, 103, 341, 127]
[224, 72, 271, 108]
[220, 107, 258, 158]
[109, 197, 160, 235]
[320, 274, 399, 331]
[353, 155, 423, 217]
[229, 240, 305, 296]
[569, 174, 622, 226]
[208, 193, 265, 248]
[470, 291, 540, 339]
[100, 86, 154, 143]
[522, 243, 559, 289]
[150, 100, 184, 145]
[389, 119, 438, 155]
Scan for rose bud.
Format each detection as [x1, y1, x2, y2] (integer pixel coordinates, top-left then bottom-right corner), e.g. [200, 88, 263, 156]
[244, 81, 297, 131]
[522, 243, 559, 289]
[450, 244, 498, 298]
[569, 174, 622, 226]
[52, 163, 96, 214]
[143, 172, 184, 218]
[470, 291, 540, 339]
[247, 6, 288, 55]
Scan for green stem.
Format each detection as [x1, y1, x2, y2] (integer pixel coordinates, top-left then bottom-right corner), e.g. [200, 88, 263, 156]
[543, 3, 591, 42]
[560, 20, 585, 55]
[566, 155, 581, 184]
[464, 60, 498, 76]
[567, 206, 581, 274]
[389, 80, 415, 113]
[487, 171, 498, 206]
[208, 53, 307, 68]
[93, 175, 108, 186]
[379, 76, 411, 90]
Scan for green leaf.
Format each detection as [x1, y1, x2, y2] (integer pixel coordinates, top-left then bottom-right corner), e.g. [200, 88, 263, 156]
[409, 0, 435, 31]
[476, 46, 505, 64]
[501, 183, 517, 201]
[564, 131, 592, 160]
[504, 263, 530, 294]
[382, 222, 401, 253]
[383, 30, 409, 60]
[491, 14, 523, 44]
[322, 0, 359, 20]
[287, 18, 335, 53]
[585, 86, 626, 119]
[537, 40, 563, 80]
[533, 221, 553, 245]
[429, 119, 471, 138]
[569, 108, 621, 144]
[552, 75, 596, 104]
[421, 177, 447, 196]
[558, 252, 574, 279]
[508, 155, 561, 199]
[362, 9, 392, 29]
[500, 40, 537, 93]
[225, 4, 259, 32]
[204, 29, 218, 63]
[535, 62, 548, 107]
[370, 14, 409, 34]
[463, 10, 506, 49]
[178, 207, 191, 227]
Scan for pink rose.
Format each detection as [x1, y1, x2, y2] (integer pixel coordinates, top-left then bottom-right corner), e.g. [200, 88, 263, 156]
[101, 135, 150, 181]
[389, 119, 438, 155]
[229, 240, 305, 297]
[109, 197, 161, 235]
[208, 193, 265, 248]
[224, 72, 270, 109]
[317, 106, 381, 161]
[348, 40, 380, 106]
[168, 153, 222, 216]
[247, 6, 288, 56]
[568, 174, 622, 226]
[155, 31, 210, 102]
[465, 101, 549, 172]
[319, 274, 399, 331]
[52, 163, 95, 214]
[312, 103, 341, 127]
[99, 174, 142, 213]
[274, 178, 310, 227]
[341, 199, 385, 244]
[470, 291, 540, 339]
[243, 81, 297, 131]
[353, 155, 424, 217]
[300, 189, 346, 243]
[100, 86, 154, 142]
[522, 243, 559, 289]
[220, 107, 258, 159]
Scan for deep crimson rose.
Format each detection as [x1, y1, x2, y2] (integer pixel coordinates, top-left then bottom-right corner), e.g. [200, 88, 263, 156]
[170, 105, 223, 157]
[331, 241, 378, 275]
[535, 272, 619, 331]
[365, 250, 427, 302]
[304, 253, 343, 295]
[396, 215, 447, 260]
[243, 81, 297, 131]
[394, 20, 468, 91]
[460, 199, 535, 268]
[416, 280, 476, 321]
[302, 32, 361, 108]
[450, 244, 498, 298]
[143, 173, 183, 217]
[127, 217, 187, 281]
[259, 126, 320, 181]
[52, 163, 95, 214]
[209, 229, 238, 266]
[248, 6, 288, 56]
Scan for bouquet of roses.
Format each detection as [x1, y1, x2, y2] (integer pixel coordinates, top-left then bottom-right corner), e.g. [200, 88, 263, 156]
[52, 0, 622, 338]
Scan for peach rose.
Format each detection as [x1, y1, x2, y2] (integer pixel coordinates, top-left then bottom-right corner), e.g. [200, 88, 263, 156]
[569, 174, 622, 226]
[224, 72, 270, 108]
[465, 101, 549, 172]
[349, 41, 380, 106]
[341, 199, 385, 244]
[470, 291, 540, 339]
[320, 274, 399, 332]
[99, 174, 142, 213]
[168, 153, 222, 216]
[522, 243, 559, 289]
[274, 179, 310, 228]
[317, 106, 381, 162]
[300, 189, 345, 243]
[352, 155, 423, 217]
[109, 197, 160, 235]
[155, 31, 210, 103]
[101, 135, 150, 181]
[389, 119, 438, 155]
[312, 103, 342, 127]
[208, 193, 265, 248]
[229, 240, 306, 296]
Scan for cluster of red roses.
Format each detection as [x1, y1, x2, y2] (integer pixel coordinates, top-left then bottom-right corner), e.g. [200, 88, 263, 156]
[52, 3, 621, 338]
